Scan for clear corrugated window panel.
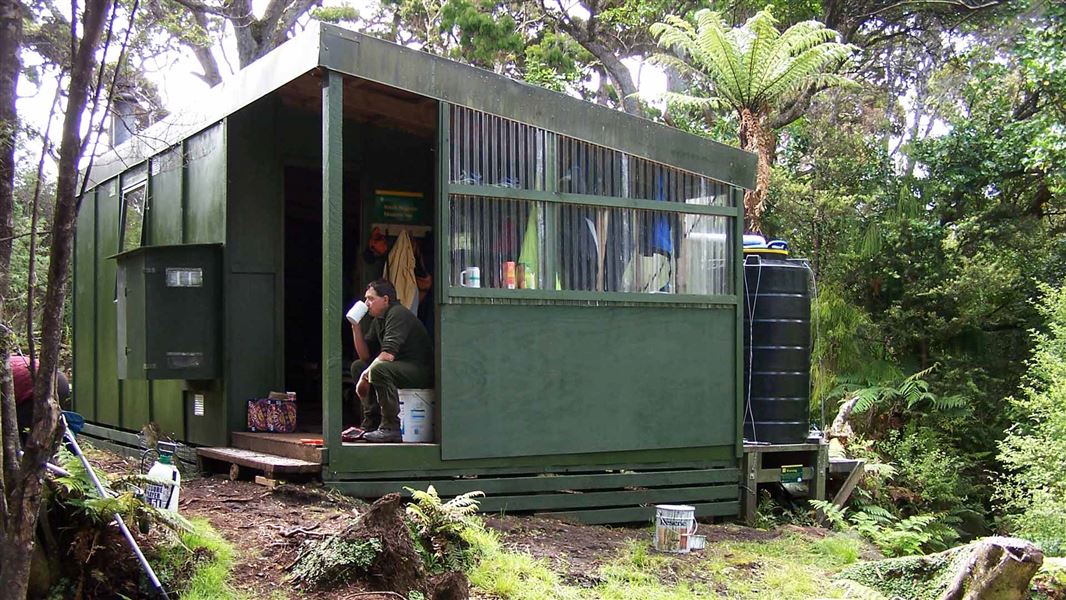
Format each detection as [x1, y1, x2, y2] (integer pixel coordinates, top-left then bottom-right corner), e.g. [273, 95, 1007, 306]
[449, 106, 548, 191]
[558, 136, 734, 207]
[556, 205, 732, 295]
[449, 195, 550, 290]
[450, 195, 733, 296]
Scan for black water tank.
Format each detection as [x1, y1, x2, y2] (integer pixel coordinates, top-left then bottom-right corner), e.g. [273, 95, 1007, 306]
[743, 248, 811, 444]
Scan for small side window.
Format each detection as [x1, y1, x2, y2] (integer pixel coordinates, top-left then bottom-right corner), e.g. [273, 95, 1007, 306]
[120, 183, 147, 252]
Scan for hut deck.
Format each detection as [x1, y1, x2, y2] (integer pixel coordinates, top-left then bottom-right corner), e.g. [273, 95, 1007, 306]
[198, 446, 321, 478]
[231, 431, 327, 463]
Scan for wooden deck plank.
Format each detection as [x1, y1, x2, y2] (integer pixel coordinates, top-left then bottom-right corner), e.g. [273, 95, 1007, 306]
[198, 447, 321, 476]
[231, 432, 325, 464]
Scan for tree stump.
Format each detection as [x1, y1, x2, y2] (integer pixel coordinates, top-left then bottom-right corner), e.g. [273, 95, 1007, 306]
[837, 536, 1044, 600]
[940, 537, 1044, 600]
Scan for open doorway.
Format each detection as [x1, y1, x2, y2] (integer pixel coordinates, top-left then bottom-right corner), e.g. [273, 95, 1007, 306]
[276, 73, 439, 443]
[283, 165, 363, 431]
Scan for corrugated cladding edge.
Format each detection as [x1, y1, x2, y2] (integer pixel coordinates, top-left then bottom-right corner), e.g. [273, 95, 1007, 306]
[318, 24, 757, 191]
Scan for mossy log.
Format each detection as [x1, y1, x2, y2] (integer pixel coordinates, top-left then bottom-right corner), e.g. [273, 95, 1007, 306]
[837, 537, 1043, 600]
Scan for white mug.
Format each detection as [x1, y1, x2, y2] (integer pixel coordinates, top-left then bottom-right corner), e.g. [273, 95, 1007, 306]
[460, 267, 481, 288]
[346, 300, 369, 325]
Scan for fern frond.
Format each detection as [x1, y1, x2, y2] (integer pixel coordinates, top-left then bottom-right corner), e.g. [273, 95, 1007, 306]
[691, 9, 745, 104]
[646, 53, 705, 82]
[810, 499, 848, 531]
[851, 389, 877, 414]
[741, 9, 781, 104]
[859, 221, 881, 259]
[755, 42, 854, 106]
[856, 504, 894, 523]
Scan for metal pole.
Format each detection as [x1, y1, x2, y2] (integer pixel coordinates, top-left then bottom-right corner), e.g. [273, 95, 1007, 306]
[61, 419, 172, 599]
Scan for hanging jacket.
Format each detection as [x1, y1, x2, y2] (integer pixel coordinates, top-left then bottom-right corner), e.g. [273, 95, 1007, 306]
[386, 229, 418, 309]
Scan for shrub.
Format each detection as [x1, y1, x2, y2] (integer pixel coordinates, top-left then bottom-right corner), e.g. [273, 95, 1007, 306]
[997, 282, 1066, 556]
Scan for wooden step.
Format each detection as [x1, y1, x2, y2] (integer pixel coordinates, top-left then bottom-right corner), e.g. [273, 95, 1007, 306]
[231, 431, 325, 463]
[198, 447, 321, 479]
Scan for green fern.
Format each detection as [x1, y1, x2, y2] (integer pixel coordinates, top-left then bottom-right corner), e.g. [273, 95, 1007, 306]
[651, 8, 856, 116]
[404, 485, 485, 572]
[810, 499, 848, 531]
[844, 364, 969, 417]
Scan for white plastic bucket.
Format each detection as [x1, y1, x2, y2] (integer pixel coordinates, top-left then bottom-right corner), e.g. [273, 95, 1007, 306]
[399, 389, 434, 443]
[654, 504, 697, 553]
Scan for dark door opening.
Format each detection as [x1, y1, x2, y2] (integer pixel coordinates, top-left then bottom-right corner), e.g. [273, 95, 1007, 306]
[283, 166, 362, 432]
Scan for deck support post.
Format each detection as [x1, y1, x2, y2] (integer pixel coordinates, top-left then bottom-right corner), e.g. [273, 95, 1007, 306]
[322, 69, 344, 463]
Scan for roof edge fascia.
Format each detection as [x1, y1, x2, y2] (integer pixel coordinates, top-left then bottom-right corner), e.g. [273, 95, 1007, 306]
[83, 22, 323, 189]
[317, 23, 756, 191]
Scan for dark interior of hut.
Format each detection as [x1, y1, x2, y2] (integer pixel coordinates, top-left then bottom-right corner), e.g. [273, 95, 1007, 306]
[277, 73, 439, 433]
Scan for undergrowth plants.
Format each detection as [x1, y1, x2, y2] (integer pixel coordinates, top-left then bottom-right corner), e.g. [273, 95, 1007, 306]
[812, 500, 958, 557]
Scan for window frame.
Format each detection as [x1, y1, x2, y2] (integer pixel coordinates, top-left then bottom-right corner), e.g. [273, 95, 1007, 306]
[439, 103, 745, 308]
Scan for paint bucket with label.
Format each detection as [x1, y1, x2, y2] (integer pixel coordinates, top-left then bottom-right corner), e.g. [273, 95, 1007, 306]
[399, 389, 435, 443]
[654, 504, 697, 553]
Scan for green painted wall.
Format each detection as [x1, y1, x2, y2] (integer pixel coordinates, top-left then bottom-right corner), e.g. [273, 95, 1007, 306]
[147, 146, 187, 439]
[184, 127, 227, 244]
[438, 304, 738, 460]
[225, 95, 285, 441]
[73, 189, 96, 420]
[182, 125, 228, 446]
[94, 178, 121, 426]
[74, 123, 228, 439]
[120, 168, 151, 430]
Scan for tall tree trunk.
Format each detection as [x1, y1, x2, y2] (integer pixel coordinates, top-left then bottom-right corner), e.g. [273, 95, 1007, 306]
[0, 0, 24, 523]
[738, 107, 772, 232]
[0, 0, 113, 596]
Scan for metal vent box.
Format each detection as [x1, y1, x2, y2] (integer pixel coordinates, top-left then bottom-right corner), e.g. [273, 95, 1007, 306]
[114, 243, 222, 379]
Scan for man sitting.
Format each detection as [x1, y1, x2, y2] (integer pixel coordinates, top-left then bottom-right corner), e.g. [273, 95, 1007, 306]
[345, 279, 433, 443]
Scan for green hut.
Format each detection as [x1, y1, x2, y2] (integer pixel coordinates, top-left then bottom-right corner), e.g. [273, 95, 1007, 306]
[73, 22, 757, 523]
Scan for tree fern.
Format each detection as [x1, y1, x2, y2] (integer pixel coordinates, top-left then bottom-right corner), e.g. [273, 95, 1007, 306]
[652, 7, 857, 231]
[653, 8, 855, 115]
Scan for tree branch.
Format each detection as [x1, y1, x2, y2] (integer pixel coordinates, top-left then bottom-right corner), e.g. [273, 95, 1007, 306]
[859, 0, 1004, 21]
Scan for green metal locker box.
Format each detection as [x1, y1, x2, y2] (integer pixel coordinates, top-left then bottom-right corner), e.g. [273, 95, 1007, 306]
[114, 243, 223, 380]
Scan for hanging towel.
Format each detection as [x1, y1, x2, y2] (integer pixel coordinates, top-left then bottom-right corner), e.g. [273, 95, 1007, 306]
[386, 229, 418, 309]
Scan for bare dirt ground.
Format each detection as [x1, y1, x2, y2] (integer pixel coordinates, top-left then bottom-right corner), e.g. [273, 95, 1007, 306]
[90, 449, 785, 599]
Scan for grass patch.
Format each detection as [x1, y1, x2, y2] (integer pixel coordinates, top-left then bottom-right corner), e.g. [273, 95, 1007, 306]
[154, 517, 254, 600]
[465, 527, 581, 600]
[466, 526, 870, 600]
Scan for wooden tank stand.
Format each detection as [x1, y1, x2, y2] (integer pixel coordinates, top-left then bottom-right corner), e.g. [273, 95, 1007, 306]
[740, 440, 829, 525]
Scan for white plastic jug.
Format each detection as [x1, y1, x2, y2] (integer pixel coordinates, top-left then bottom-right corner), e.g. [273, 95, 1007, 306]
[145, 451, 181, 513]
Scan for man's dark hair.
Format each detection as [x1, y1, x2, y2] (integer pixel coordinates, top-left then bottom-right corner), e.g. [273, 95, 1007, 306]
[367, 279, 398, 303]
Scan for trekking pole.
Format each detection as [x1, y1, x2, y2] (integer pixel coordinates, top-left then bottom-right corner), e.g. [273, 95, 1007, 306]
[60, 416, 172, 600]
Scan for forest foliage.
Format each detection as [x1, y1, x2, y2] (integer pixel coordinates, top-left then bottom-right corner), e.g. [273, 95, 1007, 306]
[3, 0, 1065, 575]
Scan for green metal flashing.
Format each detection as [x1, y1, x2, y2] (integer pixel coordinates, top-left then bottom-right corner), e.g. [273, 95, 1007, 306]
[318, 24, 756, 190]
[321, 70, 344, 460]
[446, 183, 739, 216]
